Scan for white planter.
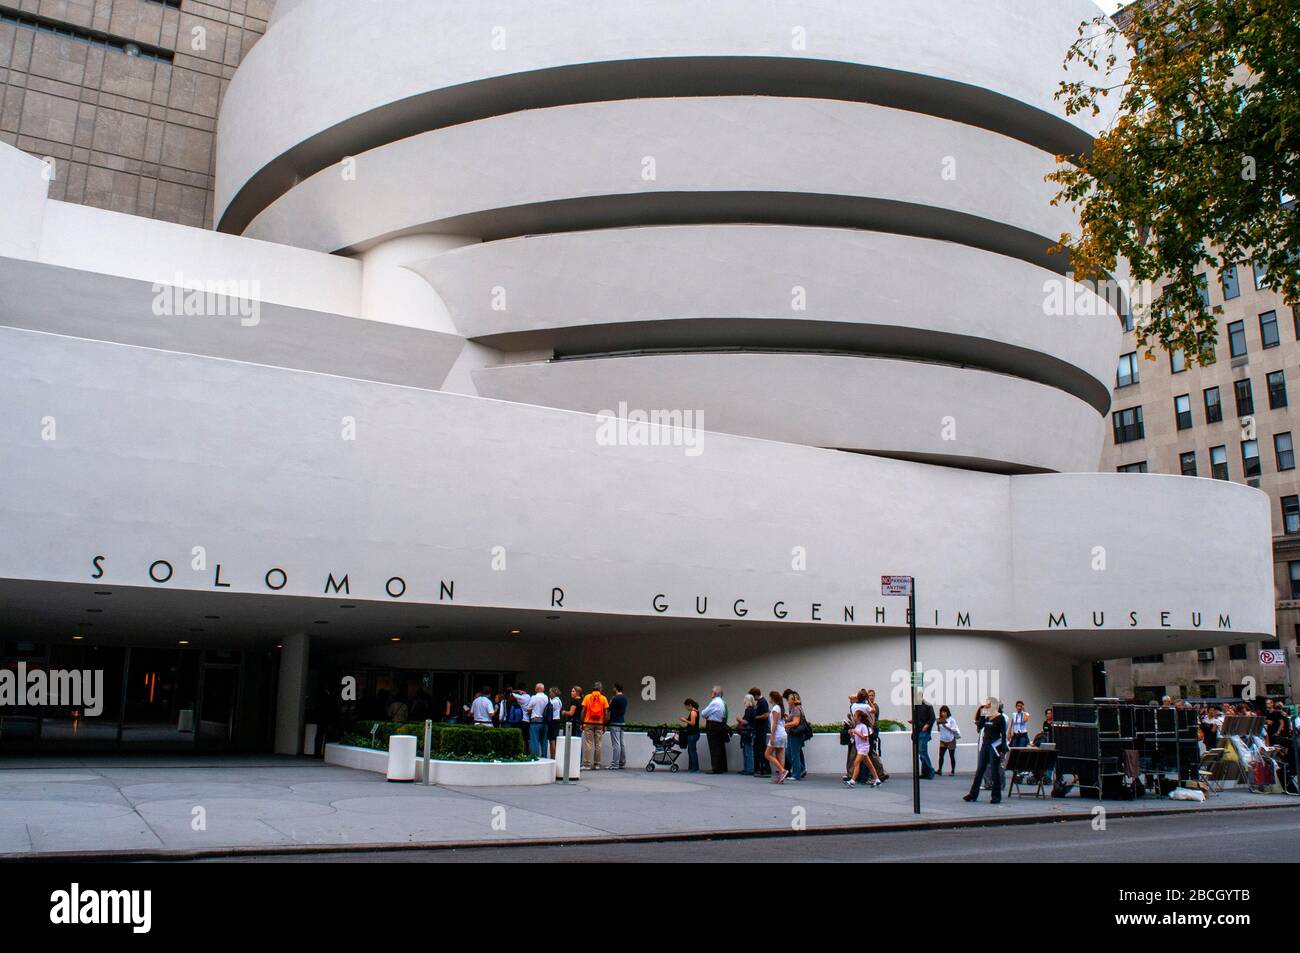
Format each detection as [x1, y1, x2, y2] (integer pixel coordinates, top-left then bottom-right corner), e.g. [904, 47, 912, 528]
[386, 734, 417, 781]
[324, 743, 556, 786]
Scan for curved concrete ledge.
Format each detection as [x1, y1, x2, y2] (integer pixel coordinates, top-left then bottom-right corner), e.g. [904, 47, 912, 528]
[243, 97, 1074, 260]
[413, 225, 1118, 410]
[472, 352, 1105, 473]
[219, 0, 1120, 230]
[324, 743, 556, 785]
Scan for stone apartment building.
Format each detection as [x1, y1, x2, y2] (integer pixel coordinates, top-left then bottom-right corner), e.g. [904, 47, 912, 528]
[0, 0, 273, 228]
[1100, 261, 1299, 703]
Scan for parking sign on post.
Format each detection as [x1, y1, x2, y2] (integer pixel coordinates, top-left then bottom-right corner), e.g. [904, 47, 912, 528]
[882, 574, 919, 814]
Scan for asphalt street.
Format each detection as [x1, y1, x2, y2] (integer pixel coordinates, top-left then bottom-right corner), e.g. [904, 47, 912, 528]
[209, 805, 1299, 863]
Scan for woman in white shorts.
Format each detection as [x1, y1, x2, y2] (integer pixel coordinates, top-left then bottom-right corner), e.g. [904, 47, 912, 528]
[766, 690, 789, 782]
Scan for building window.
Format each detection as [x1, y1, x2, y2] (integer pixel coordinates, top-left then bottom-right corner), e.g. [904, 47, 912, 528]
[1204, 386, 1223, 423]
[1277, 433, 1296, 472]
[1234, 378, 1254, 416]
[1120, 309, 1134, 333]
[1112, 406, 1145, 444]
[1116, 352, 1139, 387]
[1222, 264, 1240, 300]
[1210, 444, 1229, 480]
[1174, 394, 1192, 430]
[1267, 369, 1288, 408]
[1197, 648, 1216, 662]
[1290, 561, 1300, 600]
[1117, 461, 1148, 473]
[1228, 321, 1247, 357]
[1282, 495, 1300, 534]
[1196, 682, 1218, 698]
[1262, 638, 1281, 650]
[1229, 644, 1248, 661]
[1241, 439, 1261, 477]
[1260, 310, 1280, 349]
[1132, 655, 1165, 664]
[1179, 450, 1197, 476]
[1253, 260, 1269, 291]
[1195, 273, 1210, 310]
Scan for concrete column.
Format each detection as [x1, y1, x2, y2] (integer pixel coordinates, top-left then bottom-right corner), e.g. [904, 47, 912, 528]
[358, 233, 477, 333]
[1070, 662, 1094, 703]
[274, 631, 310, 755]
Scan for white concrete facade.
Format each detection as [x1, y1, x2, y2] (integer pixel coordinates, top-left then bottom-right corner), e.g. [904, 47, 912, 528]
[0, 1, 1274, 738]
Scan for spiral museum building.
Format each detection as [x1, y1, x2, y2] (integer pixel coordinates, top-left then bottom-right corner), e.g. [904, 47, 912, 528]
[0, 0, 1275, 753]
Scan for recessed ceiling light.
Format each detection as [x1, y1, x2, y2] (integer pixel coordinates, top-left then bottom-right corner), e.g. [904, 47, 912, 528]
[545, 615, 559, 621]
[339, 604, 356, 609]
[72, 635, 84, 641]
[275, 643, 283, 649]
[204, 615, 220, 620]
[390, 637, 401, 642]
[510, 629, 522, 635]
[178, 640, 190, 645]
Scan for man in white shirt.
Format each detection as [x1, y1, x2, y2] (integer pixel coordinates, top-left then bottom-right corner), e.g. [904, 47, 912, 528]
[525, 682, 550, 757]
[700, 686, 728, 774]
[470, 688, 495, 726]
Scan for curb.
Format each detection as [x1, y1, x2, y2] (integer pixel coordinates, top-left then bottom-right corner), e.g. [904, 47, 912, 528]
[6, 798, 1298, 862]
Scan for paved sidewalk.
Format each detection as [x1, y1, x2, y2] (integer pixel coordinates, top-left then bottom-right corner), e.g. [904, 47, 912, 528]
[0, 756, 1294, 858]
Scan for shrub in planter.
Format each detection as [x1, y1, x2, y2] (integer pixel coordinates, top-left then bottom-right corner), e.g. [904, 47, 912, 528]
[341, 721, 526, 760]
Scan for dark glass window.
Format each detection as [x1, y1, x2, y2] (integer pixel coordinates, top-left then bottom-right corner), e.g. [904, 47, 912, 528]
[1276, 433, 1295, 472]
[1260, 310, 1280, 349]
[1221, 264, 1240, 300]
[1234, 378, 1254, 416]
[1254, 260, 1269, 291]
[1291, 561, 1300, 600]
[1282, 494, 1300, 534]
[1228, 321, 1247, 357]
[1179, 451, 1197, 476]
[1210, 445, 1229, 480]
[1112, 406, 1145, 444]
[1241, 439, 1261, 477]
[1195, 273, 1210, 309]
[1117, 461, 1148, 473]
[1204, 386, 1223, 423]
[1170, 349, 1186, 373]
[1268, 370, 1288, 409]
[1229, 644, 1248, 660]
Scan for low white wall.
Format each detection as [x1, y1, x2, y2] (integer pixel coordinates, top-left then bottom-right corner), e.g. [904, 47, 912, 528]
[324, 742, 558, 785]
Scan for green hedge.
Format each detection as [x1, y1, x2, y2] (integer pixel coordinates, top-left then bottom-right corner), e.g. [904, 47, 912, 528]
[340, 721, 526, 760]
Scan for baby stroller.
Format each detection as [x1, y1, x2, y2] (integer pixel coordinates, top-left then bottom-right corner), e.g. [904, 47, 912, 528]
[645, 726, 684, 772]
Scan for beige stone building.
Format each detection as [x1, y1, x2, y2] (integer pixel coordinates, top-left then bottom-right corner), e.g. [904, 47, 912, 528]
[0, 0, 272, 228]
[1100, 261, 1299, 704]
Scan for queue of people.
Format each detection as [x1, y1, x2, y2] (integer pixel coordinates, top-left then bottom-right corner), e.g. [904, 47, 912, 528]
[458, 681, 629, 767]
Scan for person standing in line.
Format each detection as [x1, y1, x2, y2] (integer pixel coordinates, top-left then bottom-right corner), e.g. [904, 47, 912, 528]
[844, 709, 882, 787]
[910, 690, 937, 779]
[963, 696, 1007, 804]
[547, 686, 563, 759]
[750, 687, 770, 778]
[681, 698, 702, 772]
[564, 686, 583, 747]
[607, 682, 628, 769]
[470, 686, 495, 727]
[785, 691, 807, 781]
[936, 704, 960, 776]
[1041, 707, 1055, 744]
[845, 690, 871, 780]
[737, 694, 756, 775]
[581, 681, 610, 769]
[765, 690, 789, 783]
[525, 682, 550, 758]
[1009, 700, 1031, 748]
[700, 685, 729, 774]
[1200, 705, 1223, 751]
